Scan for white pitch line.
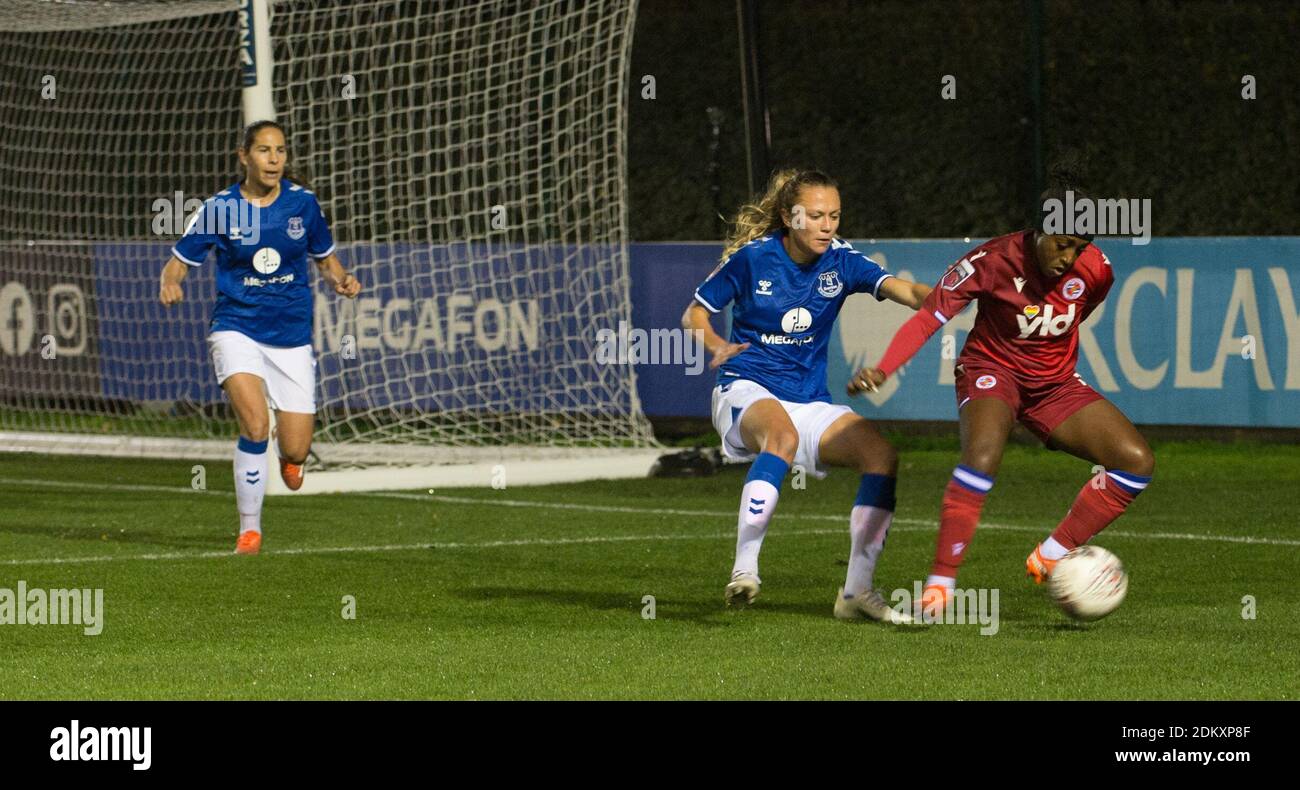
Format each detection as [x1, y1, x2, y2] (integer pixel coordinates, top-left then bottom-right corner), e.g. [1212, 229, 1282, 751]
[2, 476, 1298, 570]
[0, 527, 862, 567]
[0, 549, 233, 566]
[2, 478, 229, 497]
[367, 493, 1300, 547]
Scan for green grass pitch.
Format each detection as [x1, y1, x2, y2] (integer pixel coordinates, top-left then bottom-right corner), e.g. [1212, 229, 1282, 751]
[0, 438, 1297, 700]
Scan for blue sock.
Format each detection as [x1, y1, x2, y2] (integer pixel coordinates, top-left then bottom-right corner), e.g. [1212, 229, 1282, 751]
[745, 452, 790, 488]
[854, 473, 897, 511]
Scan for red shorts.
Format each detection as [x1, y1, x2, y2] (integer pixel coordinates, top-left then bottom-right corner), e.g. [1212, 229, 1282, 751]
[953, 362, 1104, 443]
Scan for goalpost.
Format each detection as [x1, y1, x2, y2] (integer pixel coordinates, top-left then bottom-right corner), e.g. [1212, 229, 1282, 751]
[0, 0, 660, 494]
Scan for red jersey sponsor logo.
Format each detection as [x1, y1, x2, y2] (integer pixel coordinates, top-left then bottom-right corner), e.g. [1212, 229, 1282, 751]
[1016, 303, 1077, 338]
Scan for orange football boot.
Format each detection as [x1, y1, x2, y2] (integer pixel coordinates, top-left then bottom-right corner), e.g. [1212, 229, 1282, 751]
[235, 531, 262, 555]
[279, 457, 304, 491]
[919, 584, 951, 622]
[1025, 543, 1058, 585]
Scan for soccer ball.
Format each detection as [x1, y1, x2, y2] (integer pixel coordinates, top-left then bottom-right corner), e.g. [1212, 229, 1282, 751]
[1048, 545, 1128, 621]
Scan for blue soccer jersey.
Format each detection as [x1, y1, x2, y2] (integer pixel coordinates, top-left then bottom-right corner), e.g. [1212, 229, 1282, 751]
[693, 234, 892, 402]
[172, 179, 335, 347]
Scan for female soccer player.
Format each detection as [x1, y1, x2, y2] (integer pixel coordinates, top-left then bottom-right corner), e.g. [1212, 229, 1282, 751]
[848, 180, 1155, 616]
[158, 120, 361, 555]
[683, 169, 931, 622]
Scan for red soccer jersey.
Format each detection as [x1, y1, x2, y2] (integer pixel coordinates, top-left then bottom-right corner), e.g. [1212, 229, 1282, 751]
[922, 231, 1114, 383]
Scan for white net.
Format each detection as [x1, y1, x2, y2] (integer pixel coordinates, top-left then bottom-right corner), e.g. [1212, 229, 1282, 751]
[0, 0, 655, 468]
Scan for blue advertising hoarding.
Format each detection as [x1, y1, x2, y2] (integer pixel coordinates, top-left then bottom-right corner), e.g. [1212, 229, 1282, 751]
[90, 241, 634, 414]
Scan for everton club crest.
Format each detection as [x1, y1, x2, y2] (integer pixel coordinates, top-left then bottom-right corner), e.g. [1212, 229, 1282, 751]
[817, 270, 843, 298]
[287, 216, 305, 240]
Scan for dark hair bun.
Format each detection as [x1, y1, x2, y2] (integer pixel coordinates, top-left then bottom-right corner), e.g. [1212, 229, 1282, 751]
[1046, 149, 1091, 192]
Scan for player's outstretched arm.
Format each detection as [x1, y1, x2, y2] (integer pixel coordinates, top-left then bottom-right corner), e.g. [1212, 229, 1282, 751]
[681, 302, 749, 369]
[850, 250, 983, 396]
[846, 309, 944, 396]
[159, 256, 188, 306]
[877, 276, 932, 310]
[315, 253, 361, 298]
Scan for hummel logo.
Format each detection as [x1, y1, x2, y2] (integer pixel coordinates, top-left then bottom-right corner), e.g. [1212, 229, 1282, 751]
[1013, 277, 1026, 293]
[756, 279, 773, 296]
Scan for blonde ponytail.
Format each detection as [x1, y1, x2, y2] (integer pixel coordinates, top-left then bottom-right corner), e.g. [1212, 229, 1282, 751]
[719, 168, 838, 263]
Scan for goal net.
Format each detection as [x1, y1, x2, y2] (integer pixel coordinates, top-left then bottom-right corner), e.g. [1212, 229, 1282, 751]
[0, 0, 659, 491]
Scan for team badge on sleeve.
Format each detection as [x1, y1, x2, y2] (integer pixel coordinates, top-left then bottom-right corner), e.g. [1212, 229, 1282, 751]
[941, 258, 976, 291]
[817, 271, 843, 298]
[975, 374, 997, 390]
[287, 216, 305, 240]
[1062, 277, 1085, 300]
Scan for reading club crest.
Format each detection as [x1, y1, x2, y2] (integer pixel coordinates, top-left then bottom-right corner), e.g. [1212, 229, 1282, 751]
[817, 271, 843, 298]
[287, 216, 305, 240]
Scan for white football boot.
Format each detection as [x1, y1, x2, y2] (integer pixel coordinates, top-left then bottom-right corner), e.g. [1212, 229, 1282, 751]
[833, 587, 914, 624]
[724, 571, 761, 608]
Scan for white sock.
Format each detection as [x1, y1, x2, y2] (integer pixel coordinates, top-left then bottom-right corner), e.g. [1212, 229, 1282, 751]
[732, 479, 779, 580]
[844, 505, 892, 597]
[925, 574, 956, 591]
[1040, 536, 1070, 560]
[234, 437, 268, 535]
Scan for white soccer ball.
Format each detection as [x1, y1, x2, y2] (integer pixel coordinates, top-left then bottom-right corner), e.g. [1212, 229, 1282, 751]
[1048, 545, 1128, 621]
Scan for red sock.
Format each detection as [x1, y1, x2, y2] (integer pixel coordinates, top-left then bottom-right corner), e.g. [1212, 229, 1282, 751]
[931, 468, 992, 579]
[1050, 472, 1148, 549]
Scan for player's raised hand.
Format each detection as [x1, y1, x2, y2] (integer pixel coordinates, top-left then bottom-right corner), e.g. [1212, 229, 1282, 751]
[709, 341, 750, 369]
[159, 281, 184, 306]
[159, 257, 189, 307]
[334, 274, 361, 298]
[847, 366, 886, 396]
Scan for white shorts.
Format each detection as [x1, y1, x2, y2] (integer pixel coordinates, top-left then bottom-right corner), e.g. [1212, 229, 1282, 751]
[208, 330, 317, 414]
[711, 379, 855, 478]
